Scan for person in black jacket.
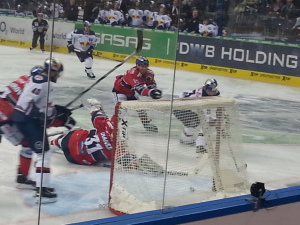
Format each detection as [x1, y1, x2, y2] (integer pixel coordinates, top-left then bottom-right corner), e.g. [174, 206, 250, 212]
[30, 13, 49, 52]
[184, 9, 201, 33]
[64, 0, 79, 21]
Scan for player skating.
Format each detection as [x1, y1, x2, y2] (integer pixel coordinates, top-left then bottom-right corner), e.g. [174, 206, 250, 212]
[66, 21, 97, 79]
[10, 58, 74, 203]
[0, 64, 76, 193]
[50, 98, 164, 175]
[112, 56, 162, 132]
[174, 79, 220, 152]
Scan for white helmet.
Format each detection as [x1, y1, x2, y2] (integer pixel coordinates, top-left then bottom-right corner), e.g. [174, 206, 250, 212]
[204, 79, 218, 91]
[44, 58, 64, 72]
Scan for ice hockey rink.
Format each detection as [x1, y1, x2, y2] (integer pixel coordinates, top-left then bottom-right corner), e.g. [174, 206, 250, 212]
[0, 45, 300, 225]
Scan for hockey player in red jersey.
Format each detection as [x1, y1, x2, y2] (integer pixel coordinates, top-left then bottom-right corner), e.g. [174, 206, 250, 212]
[112, 56, 162, 132]
[174, 79, 220, 152]
[51, 99, 164, 176]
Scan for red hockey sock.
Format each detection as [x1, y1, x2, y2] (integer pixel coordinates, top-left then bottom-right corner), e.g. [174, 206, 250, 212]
[50, 138, 60, 147]
[19, 156, 31, 176]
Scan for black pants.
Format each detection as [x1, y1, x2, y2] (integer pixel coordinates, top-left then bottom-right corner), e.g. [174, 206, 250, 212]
[32, 31, 45, 49]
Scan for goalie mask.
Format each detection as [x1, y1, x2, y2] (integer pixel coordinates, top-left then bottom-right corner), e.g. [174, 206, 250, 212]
[204, 79, 218, 91]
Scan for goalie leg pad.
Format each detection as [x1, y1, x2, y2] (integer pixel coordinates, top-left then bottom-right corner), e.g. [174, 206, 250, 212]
[173, 110, 200, 128]
[179, 127, 198, 146]
[137, 154, 164, 176]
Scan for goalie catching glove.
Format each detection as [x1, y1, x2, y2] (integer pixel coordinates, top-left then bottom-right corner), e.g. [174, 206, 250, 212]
[150, 89, 162, 99]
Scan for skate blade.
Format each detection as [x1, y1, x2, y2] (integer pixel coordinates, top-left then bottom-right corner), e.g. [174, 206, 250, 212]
[16, 183, 35, 190]
[36, 197, 57, 204]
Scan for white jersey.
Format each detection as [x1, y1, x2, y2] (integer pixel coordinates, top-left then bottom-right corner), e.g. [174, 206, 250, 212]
[154, 14, 172, 29]
[181, 86, 220, 98]
[50, 3, 64, 18]
[114, 10, 125, 24]
[13, 74, 55, 121]
[66, 29, 97, 52]
[128, 8, 143, 26]
[143, 10, 157, 27]
[199, 23, 218, 36]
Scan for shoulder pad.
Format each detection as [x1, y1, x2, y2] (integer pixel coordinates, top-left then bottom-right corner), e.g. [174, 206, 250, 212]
[89, 30, 96, 35]
[32, 74, 48, 83]
[74, 29, 83, 34]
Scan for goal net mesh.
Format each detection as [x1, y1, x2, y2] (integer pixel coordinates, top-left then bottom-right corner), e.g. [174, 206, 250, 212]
[109, 97, 249, 215]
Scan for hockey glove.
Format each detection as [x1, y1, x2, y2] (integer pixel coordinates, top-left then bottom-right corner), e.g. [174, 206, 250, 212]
[150, 89, 162, 99]
[86, 46, 94, 56]
[54, 105, 72, 119]
[67, 43, 75, 53]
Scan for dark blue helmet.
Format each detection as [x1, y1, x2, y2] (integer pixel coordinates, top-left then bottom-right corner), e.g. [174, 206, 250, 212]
[136, 56, 149, 66]
[204, 79, 218, 91]
[30, 65, 44, 76]
[44, 58, 64, 72]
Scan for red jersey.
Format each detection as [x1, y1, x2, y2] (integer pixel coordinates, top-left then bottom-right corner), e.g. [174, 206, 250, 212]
[0, 75, 30, 122]
[60, 112, 114, 165]
[113, 66, 157, 97]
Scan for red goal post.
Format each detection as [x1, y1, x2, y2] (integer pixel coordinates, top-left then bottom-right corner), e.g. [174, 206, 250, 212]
[109, 97, 249, 215]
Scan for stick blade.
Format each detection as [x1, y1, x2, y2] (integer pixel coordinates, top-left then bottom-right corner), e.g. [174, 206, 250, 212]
[136, 30, 143, 53]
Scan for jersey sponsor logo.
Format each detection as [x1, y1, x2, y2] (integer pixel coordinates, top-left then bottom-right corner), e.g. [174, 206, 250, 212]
[8, 82, 23, 96]
[100, 132, 112, 150]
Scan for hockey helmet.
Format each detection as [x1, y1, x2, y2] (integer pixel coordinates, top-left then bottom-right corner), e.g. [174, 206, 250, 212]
[30, 65, 44, 76]
[136, 56, 149, 66]
[83, 21, 91, 27]
[204, 79, 218, 91]
[44, 58, 64, 73]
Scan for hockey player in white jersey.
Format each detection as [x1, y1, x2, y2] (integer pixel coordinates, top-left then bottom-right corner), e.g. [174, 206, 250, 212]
[11, 58, 72, 203]
[143, 1, 157, 29]
[128, 0, 144, 27]
[66, 21, 98, 79]
[153, 4, 172, 30]
[174, 79, 220, 152]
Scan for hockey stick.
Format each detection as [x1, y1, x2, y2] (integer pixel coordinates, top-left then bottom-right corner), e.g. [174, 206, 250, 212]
[65, 30, 144, 108]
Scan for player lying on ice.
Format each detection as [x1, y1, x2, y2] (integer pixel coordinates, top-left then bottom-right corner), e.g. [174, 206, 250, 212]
[50, 98, 164, 176]
[174, 79, 220, 153]
[0, 60, 76, 203]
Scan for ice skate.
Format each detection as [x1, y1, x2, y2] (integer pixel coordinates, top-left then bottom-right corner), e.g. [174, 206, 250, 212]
[16, 173, 36, 190]
[35, 187, 57, 204]
[29, 47, 36, 50]
[41, 49, 45, 52]
[85, 69, 96, 79]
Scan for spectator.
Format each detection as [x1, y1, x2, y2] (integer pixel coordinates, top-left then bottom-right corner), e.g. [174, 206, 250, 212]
[268, 0, 284, 18]
[15, 4, 25, 16]
[64, 0, 79, 21]
[153, 4, 171, 30]
[168, 0, 180, 29]
[181, 0, 192, 21]
[128, 0, 144, 27]
[184, 8, 201, 33]
[143, 1, 157, 29]
[199, 18, 217, 37]
[281, 0, 297, 19]
[50, 1, 64, 19]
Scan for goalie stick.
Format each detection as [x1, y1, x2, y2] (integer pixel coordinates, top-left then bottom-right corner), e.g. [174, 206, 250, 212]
[65, 30, 144, 108]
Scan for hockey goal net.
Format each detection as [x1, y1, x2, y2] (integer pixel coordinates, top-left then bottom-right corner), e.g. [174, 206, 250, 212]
[109, 97, 248, 215]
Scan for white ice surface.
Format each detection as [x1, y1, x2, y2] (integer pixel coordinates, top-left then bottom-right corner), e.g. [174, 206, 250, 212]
[0, 45, 300, 225]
